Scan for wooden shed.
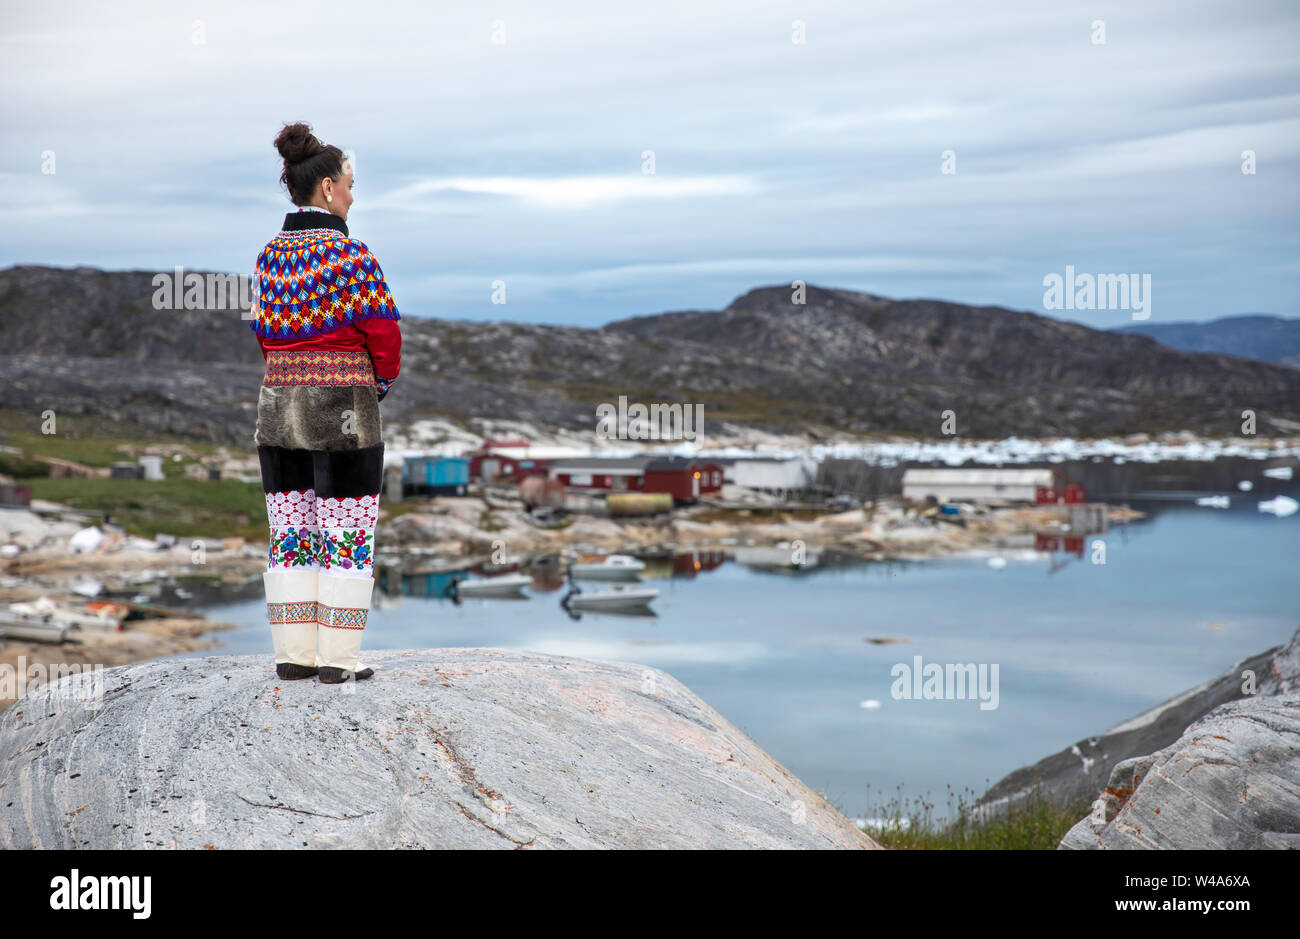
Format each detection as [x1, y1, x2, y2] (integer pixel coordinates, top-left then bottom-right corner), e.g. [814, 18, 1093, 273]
[402, 456, 470, 497]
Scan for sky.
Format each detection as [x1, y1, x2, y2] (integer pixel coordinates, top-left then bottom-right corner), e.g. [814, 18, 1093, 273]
[3, 0, 1299, 328]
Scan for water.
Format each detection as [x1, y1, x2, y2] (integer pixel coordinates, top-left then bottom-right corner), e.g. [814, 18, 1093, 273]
[192, 467, 1299, 823]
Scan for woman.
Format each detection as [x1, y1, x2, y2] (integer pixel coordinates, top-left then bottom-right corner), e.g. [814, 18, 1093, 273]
[250, 122, 401, 684]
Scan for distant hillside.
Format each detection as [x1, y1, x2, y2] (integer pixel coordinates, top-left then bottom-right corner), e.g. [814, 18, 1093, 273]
[1114, 314, 1300, 369]
[3, 264, 1300, 444]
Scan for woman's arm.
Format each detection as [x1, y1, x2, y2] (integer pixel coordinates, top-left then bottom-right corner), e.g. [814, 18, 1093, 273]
[356, 316, 401, 399]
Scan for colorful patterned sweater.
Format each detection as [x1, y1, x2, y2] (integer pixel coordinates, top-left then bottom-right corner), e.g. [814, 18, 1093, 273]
[251, 208, 401, 394]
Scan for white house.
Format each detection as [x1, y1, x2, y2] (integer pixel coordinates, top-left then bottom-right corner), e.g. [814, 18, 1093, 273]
[901, 468, 1052, 504]
[719, 456, 819, 496]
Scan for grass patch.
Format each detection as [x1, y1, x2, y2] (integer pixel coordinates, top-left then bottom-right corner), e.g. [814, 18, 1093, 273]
[27, 477, 268, 541]
[0, 452, 51, 478]
[861, 784, 1091, 850]
[0, 409, 238, 469]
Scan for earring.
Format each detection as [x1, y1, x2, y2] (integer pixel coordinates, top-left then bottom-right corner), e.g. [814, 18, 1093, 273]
[327, 194, 333, 203]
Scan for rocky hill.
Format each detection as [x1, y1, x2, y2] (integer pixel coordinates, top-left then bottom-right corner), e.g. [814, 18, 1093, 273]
[3, 264, 1299, 444]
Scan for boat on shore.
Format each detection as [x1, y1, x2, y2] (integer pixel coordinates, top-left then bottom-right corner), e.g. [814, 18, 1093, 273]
[568, 554, 646, 580]
[4, 597, 128, 635]
[0, 607, 72, 643]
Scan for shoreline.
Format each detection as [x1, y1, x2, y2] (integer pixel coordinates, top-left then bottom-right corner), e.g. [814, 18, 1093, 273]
[2, 495, 1143, 707]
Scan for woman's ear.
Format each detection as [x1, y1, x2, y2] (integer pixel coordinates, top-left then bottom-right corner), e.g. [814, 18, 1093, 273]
[321, 176, 332, 203]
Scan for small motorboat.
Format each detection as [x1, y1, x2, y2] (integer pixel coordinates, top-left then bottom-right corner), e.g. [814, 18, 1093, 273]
[562, 583, 659, 612]
[0, 607, 71, 643]
[7, 597, 127, 633]
[445, 573, 532, 600]
[1195, 495, 1230, 509]
[568, 554, 646, 580]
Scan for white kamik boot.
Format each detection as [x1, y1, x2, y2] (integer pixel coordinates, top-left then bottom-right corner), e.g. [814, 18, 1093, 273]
[263, 568, 319, 680]
[316, 572, 375, 683]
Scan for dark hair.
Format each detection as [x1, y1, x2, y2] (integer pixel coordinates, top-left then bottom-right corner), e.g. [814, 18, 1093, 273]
[274, 122, 346, 205]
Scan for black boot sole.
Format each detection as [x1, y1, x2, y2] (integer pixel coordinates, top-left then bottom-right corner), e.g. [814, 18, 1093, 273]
[318, 666, 374, 684]
[276, 663, 319, 680]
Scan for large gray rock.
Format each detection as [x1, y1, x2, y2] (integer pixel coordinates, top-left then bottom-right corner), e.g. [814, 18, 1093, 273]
[0, 648, 877, 850]
[1058, 694, 1300, 849]
[1055, 625, 1300, 849]
[975, 626, 1300, 822]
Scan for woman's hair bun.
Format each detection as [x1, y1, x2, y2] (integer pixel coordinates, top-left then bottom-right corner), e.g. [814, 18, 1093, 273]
[273, 121, 346, 205]
[274, 122, 324, 165]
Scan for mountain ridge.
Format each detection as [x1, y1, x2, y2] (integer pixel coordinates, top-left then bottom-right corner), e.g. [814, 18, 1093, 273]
[1113, 313, 1300, 369]
[3, 264, 1298, 444]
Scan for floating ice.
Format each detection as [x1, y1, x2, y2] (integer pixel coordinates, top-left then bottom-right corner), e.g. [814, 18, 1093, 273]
[1258, 495, 1299, 518]
[1195, 495, 1230, 509]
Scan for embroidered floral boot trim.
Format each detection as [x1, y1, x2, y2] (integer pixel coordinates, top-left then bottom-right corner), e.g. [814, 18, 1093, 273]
[263, 568, 319, 667]
[266, 488, 321, 570]
[315, 494, 378, 577]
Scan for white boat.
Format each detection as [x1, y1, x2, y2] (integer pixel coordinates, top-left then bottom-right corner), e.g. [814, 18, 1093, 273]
[732, 545, 820, 571]
[563, 584, 659, 611]
[450, 573, 532, 598]
[8, 597, 126, 632]
[0, 608, 71, 643]
[1195, 495, 1230, 509]
[568, 554, 646, 580]
[1263, 466, 1294, 480]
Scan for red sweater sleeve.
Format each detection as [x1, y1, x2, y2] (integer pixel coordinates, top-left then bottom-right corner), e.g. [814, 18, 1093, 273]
[357, 316, 401, 381]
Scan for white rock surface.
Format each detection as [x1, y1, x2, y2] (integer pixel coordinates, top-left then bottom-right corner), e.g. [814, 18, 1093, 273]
[0, 648, 877, 850]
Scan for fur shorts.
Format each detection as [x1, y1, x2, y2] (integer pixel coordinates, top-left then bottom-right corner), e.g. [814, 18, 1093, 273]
[254, 383, 382, 451]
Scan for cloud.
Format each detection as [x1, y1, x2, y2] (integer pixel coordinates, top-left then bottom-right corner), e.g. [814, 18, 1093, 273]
[372, 173, 761, 210]
[1, 0, 1297, 325]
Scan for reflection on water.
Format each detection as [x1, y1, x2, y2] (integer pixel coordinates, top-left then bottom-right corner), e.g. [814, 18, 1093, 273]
[193, 465, 1299, 823]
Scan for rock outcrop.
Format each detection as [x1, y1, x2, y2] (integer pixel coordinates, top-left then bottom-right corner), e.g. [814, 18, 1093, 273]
[1058, 695, 1300, 849]
[974, 628, 1296, 821]
[1057, 627, 1300, 849]
[0, 648, 878, 850]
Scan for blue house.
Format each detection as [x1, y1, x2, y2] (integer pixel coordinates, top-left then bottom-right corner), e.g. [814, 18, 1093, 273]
[402, 456, 470, 497]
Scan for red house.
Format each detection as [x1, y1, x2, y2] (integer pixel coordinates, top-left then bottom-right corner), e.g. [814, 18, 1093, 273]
[643, 456, 723, 502]
[547, 457, 650, 492]
[466, 440, 581, 484]
[547, 455, 723, 503]
[1035, 471, 1086, 505]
